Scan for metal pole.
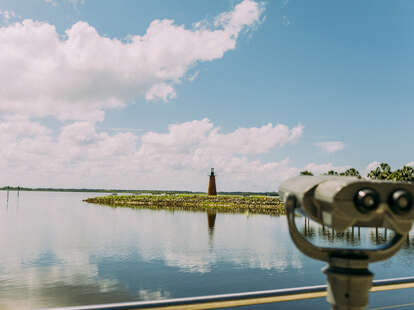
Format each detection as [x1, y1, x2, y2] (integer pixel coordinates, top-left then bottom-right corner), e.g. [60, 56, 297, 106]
[324, 257, 373, 310]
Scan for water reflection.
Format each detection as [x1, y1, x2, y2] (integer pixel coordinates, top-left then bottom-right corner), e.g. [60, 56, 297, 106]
[299, 217, 414, 251]
[207, 211, 216, 250]
[1, 192, 414, 309]
[301, 218, 362, 247]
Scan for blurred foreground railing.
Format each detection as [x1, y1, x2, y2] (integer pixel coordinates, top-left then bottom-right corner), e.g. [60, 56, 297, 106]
[41, 276, 414, 310]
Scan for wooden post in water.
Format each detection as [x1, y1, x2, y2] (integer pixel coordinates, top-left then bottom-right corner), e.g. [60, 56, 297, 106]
[208, 168, 217, 196]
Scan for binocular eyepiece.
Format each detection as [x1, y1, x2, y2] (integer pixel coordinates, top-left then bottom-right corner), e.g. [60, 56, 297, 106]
[354, 187, 413, 214]
[279, 176, 414, 233]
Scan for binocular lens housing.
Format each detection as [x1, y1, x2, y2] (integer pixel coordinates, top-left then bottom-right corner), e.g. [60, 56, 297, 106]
[389, 189, 412, 214]
[280, 176, 414, 234]
[354, 188, 379, 213]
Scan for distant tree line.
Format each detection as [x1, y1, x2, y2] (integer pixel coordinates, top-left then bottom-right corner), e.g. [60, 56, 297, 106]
[0, 186, 194, 194]
[0, 186, 279, 196]
[300, 163, 414, 182]
[218, 191, 279, 196]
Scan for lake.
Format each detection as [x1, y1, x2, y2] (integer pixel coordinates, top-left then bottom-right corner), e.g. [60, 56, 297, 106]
[1, 191, 414, 309]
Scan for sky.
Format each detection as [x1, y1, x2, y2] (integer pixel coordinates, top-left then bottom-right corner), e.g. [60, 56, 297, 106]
[0, 0, 413, 191]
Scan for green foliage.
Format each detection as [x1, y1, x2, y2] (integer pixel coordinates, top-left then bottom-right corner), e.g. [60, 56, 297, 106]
[387, 166, 414, 182]
[84, 194, 285, 216]
[300, 170, 313, 176]
[367, 163, 392, 180]
[339, 168, 361, 178]
[367, 163, 414, 182]
[325, 170, 339, 176]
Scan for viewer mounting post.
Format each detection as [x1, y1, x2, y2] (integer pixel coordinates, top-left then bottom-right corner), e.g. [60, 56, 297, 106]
[279, 176, 414, 310]
[208, 168, 217, 196]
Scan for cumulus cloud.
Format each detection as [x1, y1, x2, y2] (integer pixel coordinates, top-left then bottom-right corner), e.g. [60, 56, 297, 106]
[0, 118, 301, 191]
[140, 120, 302, 156]
[315, 141, 345, 153]
[0, 10, 16, 24]
[303, 162, 350, 175]
[0, 0, 264, 121]
[145, 83, 177, 102]
[406, 162, 414, 167]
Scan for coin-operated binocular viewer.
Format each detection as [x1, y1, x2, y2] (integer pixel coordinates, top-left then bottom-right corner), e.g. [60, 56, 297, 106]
[280, 176, 414, 310]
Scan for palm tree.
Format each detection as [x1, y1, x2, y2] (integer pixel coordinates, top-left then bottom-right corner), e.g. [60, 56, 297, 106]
[388, 166, 414, 182]
[340, 168, 361, 178]
[367, 163, 392, 180]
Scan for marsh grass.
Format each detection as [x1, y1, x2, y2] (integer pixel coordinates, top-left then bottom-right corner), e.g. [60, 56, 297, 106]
[84, 194, 285, 216]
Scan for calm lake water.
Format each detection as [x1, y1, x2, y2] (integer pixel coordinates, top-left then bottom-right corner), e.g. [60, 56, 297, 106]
[1, 191, 414, 309]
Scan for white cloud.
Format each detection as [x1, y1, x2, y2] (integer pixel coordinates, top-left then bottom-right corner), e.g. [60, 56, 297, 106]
[145, 83, 177, 102]
[303, 162, 350, 175]
[107, 127, 145, 133]
[44, 0, 84, 8]
[214, 0, 265, 35]
[0, 0, 264, 121]
[0, 118, 301, 191]
[140, 120, 303, 156]
[315, 141, 345, 153]
[0, 10, 16, 24]
[406, 162, 414, 167]
[67, 0, 85, 7]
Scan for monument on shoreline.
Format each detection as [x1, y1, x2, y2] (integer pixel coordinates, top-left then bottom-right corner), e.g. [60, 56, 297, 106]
[208, 168, 217, 196]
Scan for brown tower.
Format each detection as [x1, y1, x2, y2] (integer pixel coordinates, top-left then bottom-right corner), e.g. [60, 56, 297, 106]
[208, 168, 217, 196]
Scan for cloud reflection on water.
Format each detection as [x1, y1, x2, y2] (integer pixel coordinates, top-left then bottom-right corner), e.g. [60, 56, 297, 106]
[1, 191, 414, 309]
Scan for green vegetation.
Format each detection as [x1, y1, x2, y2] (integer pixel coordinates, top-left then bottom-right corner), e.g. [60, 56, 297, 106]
[367, 163, 414, 182]
[302, 163, 413, 181]
[340, 168, 361, 178]
[322, 168, 361, 178]
[84, 194, 285, 216]
[301, 168, 361, 178]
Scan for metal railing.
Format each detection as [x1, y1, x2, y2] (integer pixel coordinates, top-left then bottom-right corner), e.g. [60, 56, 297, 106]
[41, 276, 414, 310]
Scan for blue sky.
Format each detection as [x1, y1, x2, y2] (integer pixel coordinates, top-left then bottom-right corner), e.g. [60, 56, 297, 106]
[0, 0, 413, 191]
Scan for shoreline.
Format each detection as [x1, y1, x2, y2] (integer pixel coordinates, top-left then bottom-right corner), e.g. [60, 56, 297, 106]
[84, 194, 285, 216]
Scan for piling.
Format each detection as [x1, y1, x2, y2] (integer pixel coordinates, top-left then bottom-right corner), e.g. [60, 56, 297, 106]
[208, 168, 217, 196]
